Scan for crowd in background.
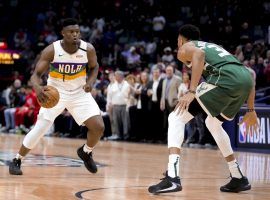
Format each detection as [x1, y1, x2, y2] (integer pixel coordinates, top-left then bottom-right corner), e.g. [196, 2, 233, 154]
[0, 0, 270, 147]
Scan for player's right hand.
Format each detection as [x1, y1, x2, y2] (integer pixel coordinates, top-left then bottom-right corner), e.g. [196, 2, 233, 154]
[35, 86, 49, 103]
[175, 92, 195, 115]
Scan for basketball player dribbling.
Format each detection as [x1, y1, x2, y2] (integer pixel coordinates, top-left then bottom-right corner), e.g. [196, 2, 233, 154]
[149, 24, 259, 194]
[9, 18, 104, 175]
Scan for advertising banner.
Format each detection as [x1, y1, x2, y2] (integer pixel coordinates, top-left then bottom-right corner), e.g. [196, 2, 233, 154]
[237, 107, 270, 149]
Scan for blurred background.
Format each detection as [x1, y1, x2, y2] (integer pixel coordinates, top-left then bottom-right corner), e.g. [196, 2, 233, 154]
[0, 0, 269, 150]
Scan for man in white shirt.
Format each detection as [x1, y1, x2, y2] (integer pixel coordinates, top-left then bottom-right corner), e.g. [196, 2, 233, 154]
[106, 71, 129, 140]
[153, 12, 166, 32]
[162, 47, 174, 64]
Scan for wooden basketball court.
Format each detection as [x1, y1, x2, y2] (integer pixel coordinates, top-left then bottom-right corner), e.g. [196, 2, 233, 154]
[0, 134, 269, 200]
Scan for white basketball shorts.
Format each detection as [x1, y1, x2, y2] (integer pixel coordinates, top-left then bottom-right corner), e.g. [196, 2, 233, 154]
[38, 88, 101, 125]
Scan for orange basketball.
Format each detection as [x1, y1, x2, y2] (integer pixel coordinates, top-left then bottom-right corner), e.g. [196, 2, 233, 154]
[38, 86, 60, 108]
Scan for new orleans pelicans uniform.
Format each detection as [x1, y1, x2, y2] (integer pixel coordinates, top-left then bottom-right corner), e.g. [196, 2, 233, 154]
[38, 40, 100, 125]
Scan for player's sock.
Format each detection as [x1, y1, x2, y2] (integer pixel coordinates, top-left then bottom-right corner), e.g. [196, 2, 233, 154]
[15, 153, 24, 160]
[228, 159, 243, 178]
[221, 161, 251, 192]
[83, 144, 93, 154]
[148, 154, 182, 194]
[168, 154, 180, 178]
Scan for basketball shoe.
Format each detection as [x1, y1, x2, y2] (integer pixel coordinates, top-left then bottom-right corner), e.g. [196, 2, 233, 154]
[77, 145, 97, 173]
[220, 176, 251, 192]
[9, 158, 23, 175]
[148, 172, 182, 194]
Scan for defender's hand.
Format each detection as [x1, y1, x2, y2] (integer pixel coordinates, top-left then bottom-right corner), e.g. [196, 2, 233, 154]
[174, 92, 195, 115]
[239, 111, 259, 136]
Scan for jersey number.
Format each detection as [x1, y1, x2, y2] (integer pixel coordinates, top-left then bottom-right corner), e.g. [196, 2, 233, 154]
[207, 44, 230, 57]
[197, 42, 230, 57]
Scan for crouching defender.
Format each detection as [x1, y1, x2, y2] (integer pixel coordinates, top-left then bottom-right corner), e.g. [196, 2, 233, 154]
[148, 24, 259, 194]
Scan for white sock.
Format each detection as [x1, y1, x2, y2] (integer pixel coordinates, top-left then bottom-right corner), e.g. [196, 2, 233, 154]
[83, 144, 94, 154]
[228, 159, 243, 179]
[167, 154, 180, 178]
[15, 153, 24, 160]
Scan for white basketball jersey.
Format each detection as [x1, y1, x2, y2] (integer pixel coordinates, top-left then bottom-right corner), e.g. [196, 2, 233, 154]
[47, 40, 88, 93]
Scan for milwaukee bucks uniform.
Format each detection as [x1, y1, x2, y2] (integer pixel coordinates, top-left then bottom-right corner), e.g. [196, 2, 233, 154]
[190, 41, 253, 120]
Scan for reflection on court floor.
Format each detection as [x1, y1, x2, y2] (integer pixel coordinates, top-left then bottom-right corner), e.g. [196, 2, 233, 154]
[0, 134, 269, 200]
[239, 153, 270, 183]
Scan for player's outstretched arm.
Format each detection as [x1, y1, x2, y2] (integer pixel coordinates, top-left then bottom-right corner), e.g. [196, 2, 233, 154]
[239, 84, 259, 136]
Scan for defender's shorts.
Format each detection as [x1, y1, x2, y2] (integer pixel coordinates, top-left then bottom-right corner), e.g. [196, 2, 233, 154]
[38, 88, 101, 125]
[196, 64, 253, 120]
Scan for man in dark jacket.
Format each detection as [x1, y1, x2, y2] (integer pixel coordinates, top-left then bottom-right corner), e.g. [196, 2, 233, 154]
[147, 66, 164, 141]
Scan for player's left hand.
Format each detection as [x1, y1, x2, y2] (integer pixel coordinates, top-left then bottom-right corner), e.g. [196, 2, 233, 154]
[174, 92, 195, 115]
[238, 111, 260, 136]
[83, 84, 93, 93]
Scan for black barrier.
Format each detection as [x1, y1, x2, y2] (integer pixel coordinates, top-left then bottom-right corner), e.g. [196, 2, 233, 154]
[236, 106, 270, 150]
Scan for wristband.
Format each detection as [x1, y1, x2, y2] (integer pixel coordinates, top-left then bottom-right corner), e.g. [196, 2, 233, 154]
[247, 108, 255, 112]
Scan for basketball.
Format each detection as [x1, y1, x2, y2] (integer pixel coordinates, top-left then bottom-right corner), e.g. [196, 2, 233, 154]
[37, 86, 60, 108]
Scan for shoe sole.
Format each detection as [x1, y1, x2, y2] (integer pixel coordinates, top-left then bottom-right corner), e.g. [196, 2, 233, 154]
[9, 167, 23, 175]
[77, 149, 98, 174]
[149, 186, 182, 194]
[9, 171, 23, 175]
[220, 184, 251, 193]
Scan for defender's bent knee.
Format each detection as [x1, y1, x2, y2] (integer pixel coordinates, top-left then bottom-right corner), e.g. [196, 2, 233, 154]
[168, 110, 194, 124]
[205, 116, 223, 133]
[205, 116, 233, 157]
[168, 111, 194, 149]
[205, 116, 213, 130]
